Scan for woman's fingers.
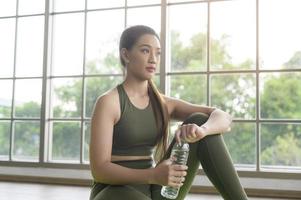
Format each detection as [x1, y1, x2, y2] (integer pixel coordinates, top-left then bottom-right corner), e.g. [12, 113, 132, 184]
[177, 124, 201, 143]
[186, 125, 197, 140]
[170, 176, 185, 184]
[172, 164, 188, 171]
[171, 170, 187, 178]
[168, 176, 185, 188]
[166, 164, 187, 188]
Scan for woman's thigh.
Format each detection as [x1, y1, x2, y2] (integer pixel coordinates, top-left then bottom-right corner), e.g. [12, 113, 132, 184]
[92, 185, 152, 200]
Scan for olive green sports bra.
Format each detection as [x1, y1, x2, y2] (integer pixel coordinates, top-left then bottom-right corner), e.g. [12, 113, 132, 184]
[111, 84, 159, 156]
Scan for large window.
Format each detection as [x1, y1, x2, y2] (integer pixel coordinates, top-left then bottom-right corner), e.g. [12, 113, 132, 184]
[0, 0, 300, 175]
[167, 0, 301, 172]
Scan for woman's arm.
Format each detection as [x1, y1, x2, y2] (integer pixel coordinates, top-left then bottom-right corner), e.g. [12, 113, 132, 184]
[90, 90, 186, 187]
[164, 96, 232, 143]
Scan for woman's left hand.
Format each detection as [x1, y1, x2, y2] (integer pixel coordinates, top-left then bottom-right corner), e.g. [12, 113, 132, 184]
[175, 124, 207, 144]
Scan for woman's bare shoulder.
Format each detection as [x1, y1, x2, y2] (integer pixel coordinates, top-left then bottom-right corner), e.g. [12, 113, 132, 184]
[93, 86, 120, 122]
[97, 87, 119, 103]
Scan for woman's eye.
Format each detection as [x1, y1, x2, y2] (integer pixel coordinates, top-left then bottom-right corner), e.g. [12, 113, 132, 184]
[141, 49, 150, 54]
[157, 51, 161, 56]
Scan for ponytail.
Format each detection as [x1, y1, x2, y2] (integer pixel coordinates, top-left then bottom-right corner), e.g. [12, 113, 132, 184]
[148, 80, 169, 163]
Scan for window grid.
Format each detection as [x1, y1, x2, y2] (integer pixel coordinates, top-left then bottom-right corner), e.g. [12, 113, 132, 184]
[0, 0, 45, 162]
[0, 0, 300, 178]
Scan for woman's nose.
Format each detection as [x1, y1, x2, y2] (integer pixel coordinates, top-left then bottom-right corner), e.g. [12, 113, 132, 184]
[149, 52, 157, 64]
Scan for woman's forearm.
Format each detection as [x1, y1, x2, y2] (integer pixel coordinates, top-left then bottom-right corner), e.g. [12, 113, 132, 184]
[202, 108, 233, 135]
[91, 161, 155, 185]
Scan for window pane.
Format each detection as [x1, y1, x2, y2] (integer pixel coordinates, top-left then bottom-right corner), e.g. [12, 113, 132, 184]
[13, 121, 40, 161]
[15, 16, 44, 77]
[170, 75, 206, 105]
[0, 121, 10, 160]
[211, 74, 256, 119]
[50, 0, 85, 12]
[210, 0, 256, 70]
[0, 0, 16, 17]
[18, 0, 45, 15]
[0, 18, 15, 78]
[127, 6, 161, 34]
[260, 72, 301, 119]
[51, 78, 82, 118]
[85, 76, 123, 118]
[50, 13, 85, 76]
[260, 0, 301, 69]
[85, 10, 124, 75]
[51, 121, 81, 162]
[84, 121, 90, 162]
[88, 0, 124, 9]
[169, 3, 207, 72]
[223, 122, 256, 167]
[261, 123, 301, 169]
[0, 80, 13, 118]
[127, 0, 160, 6]
[14, 79, 42, 118]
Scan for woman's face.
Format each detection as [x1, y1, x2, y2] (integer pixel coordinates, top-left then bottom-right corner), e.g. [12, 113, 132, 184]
[125, 34, 161, 80]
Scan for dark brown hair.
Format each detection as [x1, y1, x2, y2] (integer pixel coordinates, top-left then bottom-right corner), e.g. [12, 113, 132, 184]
[119, 25, 169, 162]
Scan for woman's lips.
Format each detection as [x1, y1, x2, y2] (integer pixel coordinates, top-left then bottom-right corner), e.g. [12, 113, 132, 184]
[146, 66, 156, 73]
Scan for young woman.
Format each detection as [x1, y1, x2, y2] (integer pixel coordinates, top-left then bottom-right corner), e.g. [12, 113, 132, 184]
[89, 25, 248, 200]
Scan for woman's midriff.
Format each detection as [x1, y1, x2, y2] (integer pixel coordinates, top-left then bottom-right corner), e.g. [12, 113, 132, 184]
[111, 155, 153, 162]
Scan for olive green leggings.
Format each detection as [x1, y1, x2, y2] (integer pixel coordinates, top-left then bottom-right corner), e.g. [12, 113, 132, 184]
[90, 113, 248, 200]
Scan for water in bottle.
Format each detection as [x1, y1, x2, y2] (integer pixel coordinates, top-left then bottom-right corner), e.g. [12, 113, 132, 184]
[161, 141, 189, 199]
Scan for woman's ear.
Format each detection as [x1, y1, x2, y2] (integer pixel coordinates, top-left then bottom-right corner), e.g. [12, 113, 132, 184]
[120, 48, 130, 64]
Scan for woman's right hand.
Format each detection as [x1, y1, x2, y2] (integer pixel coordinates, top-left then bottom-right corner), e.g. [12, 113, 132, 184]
[151, 157, 188, 188]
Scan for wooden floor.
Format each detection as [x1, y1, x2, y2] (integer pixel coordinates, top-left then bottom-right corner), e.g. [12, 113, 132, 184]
[0, 181, 290, 200]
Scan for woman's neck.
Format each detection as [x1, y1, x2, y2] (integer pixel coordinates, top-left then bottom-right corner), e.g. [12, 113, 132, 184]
[122, 77, 149, 97]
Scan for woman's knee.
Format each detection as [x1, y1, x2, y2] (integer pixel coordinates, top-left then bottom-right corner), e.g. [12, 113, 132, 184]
[182, 112, 209, 126]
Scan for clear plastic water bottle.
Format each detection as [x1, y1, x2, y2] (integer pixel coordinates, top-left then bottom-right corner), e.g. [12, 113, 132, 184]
[161, 141, 189, 199]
